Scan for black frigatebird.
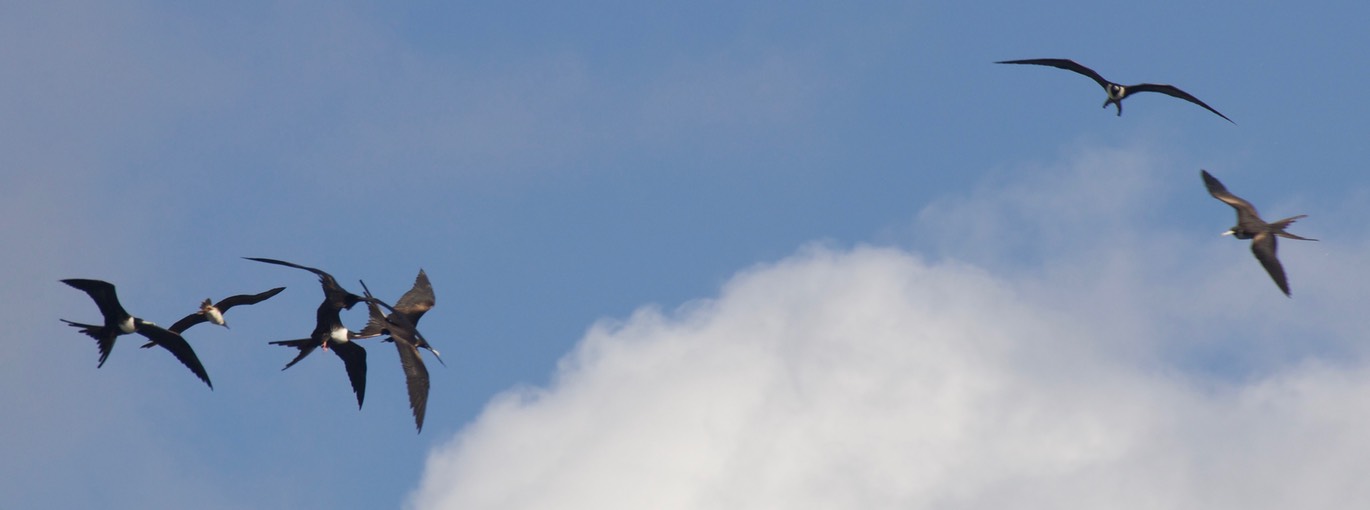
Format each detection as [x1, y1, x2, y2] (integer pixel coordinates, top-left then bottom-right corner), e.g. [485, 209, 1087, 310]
[60, 278, 213, 389]
[356, 269, 442, 365]
[246, 257, 368, 408]
[996, 58, 1233, 123]
[359, 278, 434, 432]
[1201, 170, 1316, 296]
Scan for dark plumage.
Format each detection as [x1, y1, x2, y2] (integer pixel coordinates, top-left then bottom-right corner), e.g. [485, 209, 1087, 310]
[244, 258, 363, 313]
[356, 269, 442, 365]
[360, 278, 433, 432]
[247, 257, 369, 408]
[138, 287, 287, 350]
[1202, 170, 1316, 296]
[996, 58, 1233, 123]
[167, 287, 286, 333]
[60, 278, 213, 389]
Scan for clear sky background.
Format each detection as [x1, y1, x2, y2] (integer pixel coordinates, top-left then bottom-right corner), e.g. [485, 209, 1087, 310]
[6, 1, 1370, 509]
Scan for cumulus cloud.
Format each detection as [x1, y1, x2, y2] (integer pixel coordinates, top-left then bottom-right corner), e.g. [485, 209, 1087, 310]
[408, 146, 1370, 510]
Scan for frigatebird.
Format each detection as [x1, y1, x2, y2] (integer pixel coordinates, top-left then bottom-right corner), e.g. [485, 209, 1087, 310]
[356, 269, 442, 365]
[246, 257, 368, 407]
[138, 286, 286, 348]
[166, 287, 286, 333]
[359, 279, 433, 432]
[244, 257, 363, 318]
[996, 58, 1233, 123]
[1201, 170, 1316, 296]
[60, 278, 213, 389]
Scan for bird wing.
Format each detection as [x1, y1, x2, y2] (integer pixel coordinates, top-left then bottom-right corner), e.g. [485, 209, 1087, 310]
[995, 58, 1111, 90]
[215, 286, 286, 312]
[1127, 83, 1233, 123]
[62, 279, 129, 323]
[136, 322, 214, 389]
[1201, 170, 1262, 224]
[245, 257, 340, 287]
[356, 279, 444, 367]
[393, 336, 430, 432]
[247, 257, 357, 309]
[167, 312, 208, 334]
[244, 257, 325, 276]
[393, 270, 435, 324]
[331, 341, 368, 409]
[1250, 232, 1291, 296]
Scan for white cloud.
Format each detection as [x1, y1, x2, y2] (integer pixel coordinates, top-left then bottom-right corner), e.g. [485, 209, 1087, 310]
[408, 145, 1370, 510]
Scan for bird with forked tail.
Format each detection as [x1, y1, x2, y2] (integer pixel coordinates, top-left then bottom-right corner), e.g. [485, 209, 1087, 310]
[60, 278, 213, 389]
[1201, 170, 1316, 296]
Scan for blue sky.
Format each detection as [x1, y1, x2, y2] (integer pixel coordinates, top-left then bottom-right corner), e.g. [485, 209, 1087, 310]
[6, 2, 1370, 509]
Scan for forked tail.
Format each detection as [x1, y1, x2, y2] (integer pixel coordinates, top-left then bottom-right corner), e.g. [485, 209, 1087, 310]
[61, 319, 116, 368]
[1270, 215, 1317, 241]
[269, 338, 318, 369]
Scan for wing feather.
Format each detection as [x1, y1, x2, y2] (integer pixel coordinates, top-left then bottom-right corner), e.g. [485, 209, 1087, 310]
[996, 58, 1111, 90]
[1201, 170, 1262, 224]
[1250, 232, 1291, 296]
[1128, 83, 1233, 123]
[331, 341, 368, 409]
[137, 323, 214, 389]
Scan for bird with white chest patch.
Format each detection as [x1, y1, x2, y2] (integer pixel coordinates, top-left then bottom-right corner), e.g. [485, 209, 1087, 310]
[246, 257, 370, 408]
[1201, 170, 1316, 296]
[996, 58, 1233, 123]
[60, 278, 214, 389]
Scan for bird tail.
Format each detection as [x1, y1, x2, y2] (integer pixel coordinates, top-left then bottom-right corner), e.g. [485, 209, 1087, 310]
[425, 346, 447, 367]
[269, 338, 318, 369]
[353, 280, 388, 339]
[61, 319, 116, 368]
[1270, 215, 1317, 241]
[61, 318, 101, 337]
[355, 301, 389, 340]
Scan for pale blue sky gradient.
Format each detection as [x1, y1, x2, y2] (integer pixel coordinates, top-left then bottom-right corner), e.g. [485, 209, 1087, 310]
[4, 2, 1370, 508]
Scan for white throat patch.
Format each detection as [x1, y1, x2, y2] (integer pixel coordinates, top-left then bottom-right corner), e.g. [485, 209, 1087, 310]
[205, 307, 225, 326]
[330, 326, 351, 343]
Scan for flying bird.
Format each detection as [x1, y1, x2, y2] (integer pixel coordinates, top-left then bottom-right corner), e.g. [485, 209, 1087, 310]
[356, 269, 442, 365]
[244, 258, 364, 319]
[360, 279, 433, 432]
[138, 286, 286, 348]
[167, 287, 287, 334]
[996, 58, 1233, 123]
[60, 278, 213, 389]
[1201, 170, 1316, 296]
[247, 257, 369, 407]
